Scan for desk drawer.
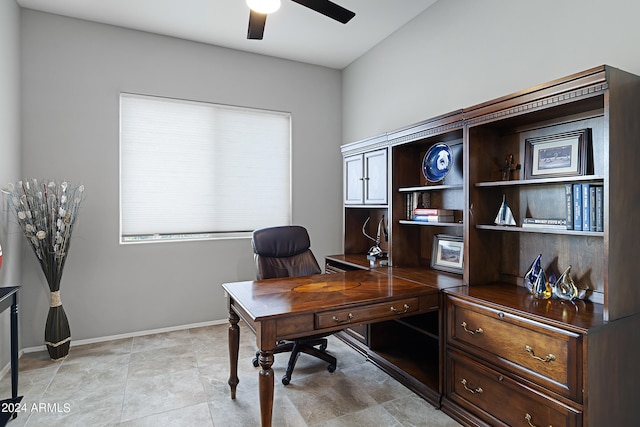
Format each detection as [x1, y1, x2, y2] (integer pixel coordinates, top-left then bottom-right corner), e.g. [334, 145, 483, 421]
[447, 349, 581, 427]
[447, 297, 581, 401]
[316, 297, 421, 329]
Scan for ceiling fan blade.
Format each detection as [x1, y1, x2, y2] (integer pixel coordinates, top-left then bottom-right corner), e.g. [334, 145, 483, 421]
[290, 0, 355, 24]
[247, 10, 267, 39]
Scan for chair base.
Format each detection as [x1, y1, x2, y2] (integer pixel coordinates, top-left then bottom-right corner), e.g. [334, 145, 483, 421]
[252, 337, 337, 385]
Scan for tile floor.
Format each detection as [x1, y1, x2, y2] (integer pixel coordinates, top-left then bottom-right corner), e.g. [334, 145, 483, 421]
[1, 323, 461, 426]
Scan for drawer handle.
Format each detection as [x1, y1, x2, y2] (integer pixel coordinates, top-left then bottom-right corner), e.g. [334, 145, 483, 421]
[390, 304, 410, 314]
[461, 378, 483, 394]
[461, 321, 484, 335]
[525, 345, 556, 363]
[524, 413, 551, 427]
[332, 313, 354, 324]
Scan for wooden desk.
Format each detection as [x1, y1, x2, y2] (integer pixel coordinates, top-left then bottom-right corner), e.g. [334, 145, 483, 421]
[222, 270, 439, 427]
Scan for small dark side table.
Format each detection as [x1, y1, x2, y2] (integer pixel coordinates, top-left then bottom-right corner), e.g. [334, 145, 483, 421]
[0, 286, 22, 426]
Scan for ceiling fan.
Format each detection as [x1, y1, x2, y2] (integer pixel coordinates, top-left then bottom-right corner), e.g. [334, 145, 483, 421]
[246, 0, 356, 40]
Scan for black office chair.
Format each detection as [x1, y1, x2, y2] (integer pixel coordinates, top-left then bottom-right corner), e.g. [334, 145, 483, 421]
[251, 225, 337, 385]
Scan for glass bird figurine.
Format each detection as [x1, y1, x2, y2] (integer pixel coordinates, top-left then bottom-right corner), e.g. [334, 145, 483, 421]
[552, 265, 579, 300]
[524, 254, 543, 293]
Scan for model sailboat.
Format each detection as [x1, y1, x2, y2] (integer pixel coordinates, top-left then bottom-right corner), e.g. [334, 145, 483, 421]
[494, 194, 516, 226]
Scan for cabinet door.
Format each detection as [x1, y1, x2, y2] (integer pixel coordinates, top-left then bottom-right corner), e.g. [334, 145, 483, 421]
[344, 154, 364, 204]
[364, 149, 387, 204]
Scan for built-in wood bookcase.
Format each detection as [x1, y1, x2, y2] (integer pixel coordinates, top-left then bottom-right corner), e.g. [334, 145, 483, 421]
[464, 65, 640, 322]
[388, 112, 465, 270]
[334, 65, 640, 426]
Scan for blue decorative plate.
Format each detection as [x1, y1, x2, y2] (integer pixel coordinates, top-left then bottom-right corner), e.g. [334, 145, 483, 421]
[422, 143, 452, 182]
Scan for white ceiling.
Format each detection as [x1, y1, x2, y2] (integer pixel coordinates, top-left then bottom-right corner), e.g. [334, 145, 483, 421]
[16, 0, 438, 69]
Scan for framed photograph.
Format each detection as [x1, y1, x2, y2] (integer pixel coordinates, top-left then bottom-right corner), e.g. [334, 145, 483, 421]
[431, 234, 464, 274]
[525, 129, 589, 179]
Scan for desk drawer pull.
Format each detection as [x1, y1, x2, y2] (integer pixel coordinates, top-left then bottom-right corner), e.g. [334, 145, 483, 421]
[525, 345, 556, 363]
[390, 304, 409, 314]
[524, 413, 550, 427]
[332, 313, 354, 324]
[461, 321, 484, 335]
[461, 378, 483, 394]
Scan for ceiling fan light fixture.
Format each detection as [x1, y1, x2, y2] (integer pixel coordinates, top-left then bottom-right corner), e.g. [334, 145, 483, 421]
[246, 0, 281, 14]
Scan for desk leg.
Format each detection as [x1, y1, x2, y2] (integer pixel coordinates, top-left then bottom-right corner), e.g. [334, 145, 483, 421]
[228, 309, 240, 399]
[258, 350, 274, 427]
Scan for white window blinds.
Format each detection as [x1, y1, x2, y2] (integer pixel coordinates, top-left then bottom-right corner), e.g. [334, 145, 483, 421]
[120, 93, 291, 242]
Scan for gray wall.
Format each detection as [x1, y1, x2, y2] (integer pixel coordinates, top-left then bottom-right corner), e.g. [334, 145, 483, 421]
[18, 10, 343, 348]
[343, 0, 640, 142]
[0, 1, 22, 369]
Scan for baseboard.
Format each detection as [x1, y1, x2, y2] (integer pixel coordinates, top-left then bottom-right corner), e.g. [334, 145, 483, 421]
[0, 318, 229, 377]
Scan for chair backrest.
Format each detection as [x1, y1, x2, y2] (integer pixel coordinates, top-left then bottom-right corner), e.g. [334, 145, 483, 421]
[252, 225, 322, 280]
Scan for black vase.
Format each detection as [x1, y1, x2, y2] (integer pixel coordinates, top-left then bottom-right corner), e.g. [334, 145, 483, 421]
[44, 303, 71, 360]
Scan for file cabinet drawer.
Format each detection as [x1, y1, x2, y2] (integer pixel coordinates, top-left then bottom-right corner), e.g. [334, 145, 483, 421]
[447, 349, 581, 427]
[447, 296, 582, 401]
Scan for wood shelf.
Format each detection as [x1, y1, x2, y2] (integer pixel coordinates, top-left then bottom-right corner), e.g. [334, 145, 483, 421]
[399, 184, 463, 192]
[476, 224, 603, 236]
[475, 175, 604, 187]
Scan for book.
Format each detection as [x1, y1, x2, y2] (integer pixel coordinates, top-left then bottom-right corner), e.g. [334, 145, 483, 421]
[582, 183, 590, 231]
[595, 185, 604, 232]
[565, 183, 573, 230]
[522, 218, 568, 229]
[413, 208, 454, 216]
[589, 185, 597, 231]
[573, 184, 582, 231]
[412, 215, 454, 223]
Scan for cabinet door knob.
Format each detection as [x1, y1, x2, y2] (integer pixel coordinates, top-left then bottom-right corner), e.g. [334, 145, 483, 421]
[461, 321, 484, 335]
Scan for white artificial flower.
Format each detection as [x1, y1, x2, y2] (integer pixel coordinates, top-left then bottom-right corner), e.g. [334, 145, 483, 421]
[18, 211, 26, 220]
[36, 230, 46, 240]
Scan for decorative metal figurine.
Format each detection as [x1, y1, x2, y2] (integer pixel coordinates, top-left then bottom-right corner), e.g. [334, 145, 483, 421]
[499, 154, 521, 181]
[362, 215, 388, 258]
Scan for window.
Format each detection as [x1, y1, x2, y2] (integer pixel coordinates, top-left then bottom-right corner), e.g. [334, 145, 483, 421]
[119, 93, 291, 243]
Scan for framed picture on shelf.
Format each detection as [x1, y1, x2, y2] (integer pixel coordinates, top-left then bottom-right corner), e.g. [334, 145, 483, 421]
[525, 129, 589, 179]
[431, 234, 463, 274]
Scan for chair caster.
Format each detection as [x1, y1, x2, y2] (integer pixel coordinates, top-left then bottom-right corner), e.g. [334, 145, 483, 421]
[252, 357, 259, 367]
[327, 364, 336, 373]
[282, 375, 291, 385]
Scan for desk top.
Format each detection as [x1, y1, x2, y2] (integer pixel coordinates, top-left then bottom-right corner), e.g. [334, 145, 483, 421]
[222, 269, 438, 321]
